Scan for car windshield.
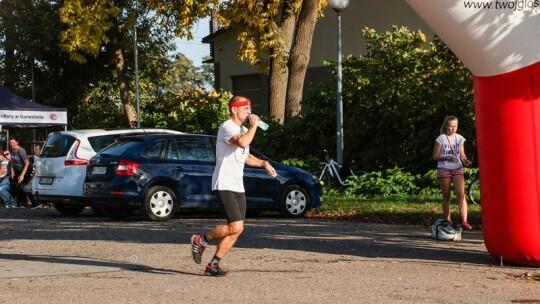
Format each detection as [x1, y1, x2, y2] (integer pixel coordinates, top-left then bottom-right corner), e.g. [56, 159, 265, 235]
[40, 134, 76, 158]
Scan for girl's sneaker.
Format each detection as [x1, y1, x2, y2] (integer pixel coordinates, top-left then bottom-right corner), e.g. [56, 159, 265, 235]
[461, 221, 472, 230]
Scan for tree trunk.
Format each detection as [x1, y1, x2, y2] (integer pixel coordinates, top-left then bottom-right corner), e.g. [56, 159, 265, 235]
[113, 47, 137, 127]
[268, 1, 296, 124]
[286, 0, 320, 119]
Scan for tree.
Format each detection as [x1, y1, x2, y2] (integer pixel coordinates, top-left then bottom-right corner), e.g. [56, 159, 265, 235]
[58, 0, 217, 126]
[216, 0, 327, 123]
[74, 42, 216, 129]
[0, 0, 115, 124]
[57, 0, 327, 125]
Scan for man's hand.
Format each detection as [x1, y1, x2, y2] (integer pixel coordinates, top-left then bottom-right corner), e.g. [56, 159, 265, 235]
[262, 161, 278, 178]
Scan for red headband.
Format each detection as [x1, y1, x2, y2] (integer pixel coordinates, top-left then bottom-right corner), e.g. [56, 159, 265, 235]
[229, 99, 251, 109]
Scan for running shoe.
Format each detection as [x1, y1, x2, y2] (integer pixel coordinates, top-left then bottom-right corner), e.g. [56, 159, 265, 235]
[204, 263, 227, 277]
[461, 221, 472, 230]
[190, 234, 206, 264]
[30, 203, 43, 209]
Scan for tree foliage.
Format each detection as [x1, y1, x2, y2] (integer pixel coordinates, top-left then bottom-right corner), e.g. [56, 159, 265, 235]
[59, 0, 120, 63]
[0, 0, 216, 130]
[59, 0, 216, 63]
[0, 0, 116, 122]
[216, 0, 326, 67]
[58, 0, 217, 126]
[74, 50, 215, 129]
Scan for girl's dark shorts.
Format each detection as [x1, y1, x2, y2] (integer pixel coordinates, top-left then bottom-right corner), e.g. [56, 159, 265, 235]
[216, 190, 246, 223]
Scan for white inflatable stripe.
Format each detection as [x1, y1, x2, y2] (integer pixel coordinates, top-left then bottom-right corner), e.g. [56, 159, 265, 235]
[405, 0, 540, 77]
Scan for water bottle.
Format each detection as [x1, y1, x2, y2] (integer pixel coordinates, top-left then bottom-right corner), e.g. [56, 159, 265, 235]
[248, 114, 269, 131]
[257, 120, 269, 131]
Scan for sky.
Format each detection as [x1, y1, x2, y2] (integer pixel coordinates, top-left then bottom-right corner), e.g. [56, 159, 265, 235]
[174, 18, 211, 67]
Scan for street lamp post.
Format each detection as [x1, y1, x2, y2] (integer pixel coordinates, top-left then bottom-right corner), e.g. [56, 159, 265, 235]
[134, 16, 141, 128]
[329, 0, 349, 165]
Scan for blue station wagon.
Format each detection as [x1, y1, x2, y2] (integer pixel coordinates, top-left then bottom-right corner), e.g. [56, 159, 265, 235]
[83, 134, 323, 221]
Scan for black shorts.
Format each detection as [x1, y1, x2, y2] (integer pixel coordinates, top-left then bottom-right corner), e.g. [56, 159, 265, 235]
[216, 190, 246, 223]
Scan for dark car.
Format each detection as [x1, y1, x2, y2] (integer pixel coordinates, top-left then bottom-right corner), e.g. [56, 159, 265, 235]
[83, 134, 323, 221]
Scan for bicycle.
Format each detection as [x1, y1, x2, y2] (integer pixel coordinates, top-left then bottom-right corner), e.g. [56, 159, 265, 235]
[465, 142, 481, 205]
[467, 174, 480, 205]
[316, 153, 366, 187]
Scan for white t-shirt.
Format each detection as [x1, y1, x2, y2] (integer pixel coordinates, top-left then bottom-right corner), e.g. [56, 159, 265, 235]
[211, 119, 249, 192]
[435, 133, 466, 170]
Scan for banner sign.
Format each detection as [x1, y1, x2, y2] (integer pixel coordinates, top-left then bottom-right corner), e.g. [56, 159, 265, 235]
[0, 110, 68, 125]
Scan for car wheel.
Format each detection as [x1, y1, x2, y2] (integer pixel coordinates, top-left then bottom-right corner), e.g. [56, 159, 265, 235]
[279, 185, 310, 218]
[142, 186, 178, 222]
[101, 206, 134, 220]
[53, 203, 86, 216]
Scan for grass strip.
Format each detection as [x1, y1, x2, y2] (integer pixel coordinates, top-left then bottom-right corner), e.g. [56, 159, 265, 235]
[307, 195, 482, 228]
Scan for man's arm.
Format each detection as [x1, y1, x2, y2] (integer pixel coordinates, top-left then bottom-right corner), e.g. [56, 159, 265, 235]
[229, 126, 257, 149]
[228, 115, 262, 148]
[246, 154, 277, 177]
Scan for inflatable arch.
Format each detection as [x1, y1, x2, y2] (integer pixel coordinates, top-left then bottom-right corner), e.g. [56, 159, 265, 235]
[405, 0, 540, 266]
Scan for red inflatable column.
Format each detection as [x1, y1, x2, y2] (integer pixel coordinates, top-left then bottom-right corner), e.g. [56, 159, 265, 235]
[475, 64, 540, 266]
[406, 0, 540, 266]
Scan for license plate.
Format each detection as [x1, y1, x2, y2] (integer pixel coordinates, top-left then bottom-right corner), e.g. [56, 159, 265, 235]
[92, 166, 107, 175]
[39, 177, 53, 185]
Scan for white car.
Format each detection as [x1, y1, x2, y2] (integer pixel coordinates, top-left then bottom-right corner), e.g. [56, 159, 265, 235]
[33, 128, 182, 215]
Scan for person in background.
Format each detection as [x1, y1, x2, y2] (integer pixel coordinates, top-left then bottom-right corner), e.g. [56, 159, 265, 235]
[0, 149, 16, 208]
[26, 144, 42, 209]
[9, 137, 31, 207]
[189, 96, 277, 276]
[34, 144, 41, 157]
[432, 115, 473, 230]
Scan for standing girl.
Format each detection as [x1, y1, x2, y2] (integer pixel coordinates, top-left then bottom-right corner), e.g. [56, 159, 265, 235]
[433, 116, 473, 230]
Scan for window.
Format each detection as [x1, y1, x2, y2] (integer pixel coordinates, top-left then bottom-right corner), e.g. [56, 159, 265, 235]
[166, 140, 180, 160]
[176, 137, 214, 161]
[142, 141, 166, 159]
[88, 135, 123, 153]
[40, 134, 76, 158]
[100, 140, 140, 157]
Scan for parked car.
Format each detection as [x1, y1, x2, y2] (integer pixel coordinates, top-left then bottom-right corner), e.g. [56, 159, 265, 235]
[33, 128, 182, 215]
[83, 134, 323, 221]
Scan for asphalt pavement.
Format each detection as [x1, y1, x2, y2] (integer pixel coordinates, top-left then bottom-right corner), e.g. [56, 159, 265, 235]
[1, 207, 539, 304]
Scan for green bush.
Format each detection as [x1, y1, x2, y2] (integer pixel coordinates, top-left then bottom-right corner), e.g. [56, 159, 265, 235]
[337, 167, 479, 199]
[345, 168, 421, 197]
[142, 89, 231, 134]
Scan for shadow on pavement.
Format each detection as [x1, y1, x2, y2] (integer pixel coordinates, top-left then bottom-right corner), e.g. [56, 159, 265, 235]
[0, 253, 204, 278]
[0, 208, 495, 267]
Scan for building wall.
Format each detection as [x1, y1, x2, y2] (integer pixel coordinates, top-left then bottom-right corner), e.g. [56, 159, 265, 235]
[209, 0, 434, 114]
